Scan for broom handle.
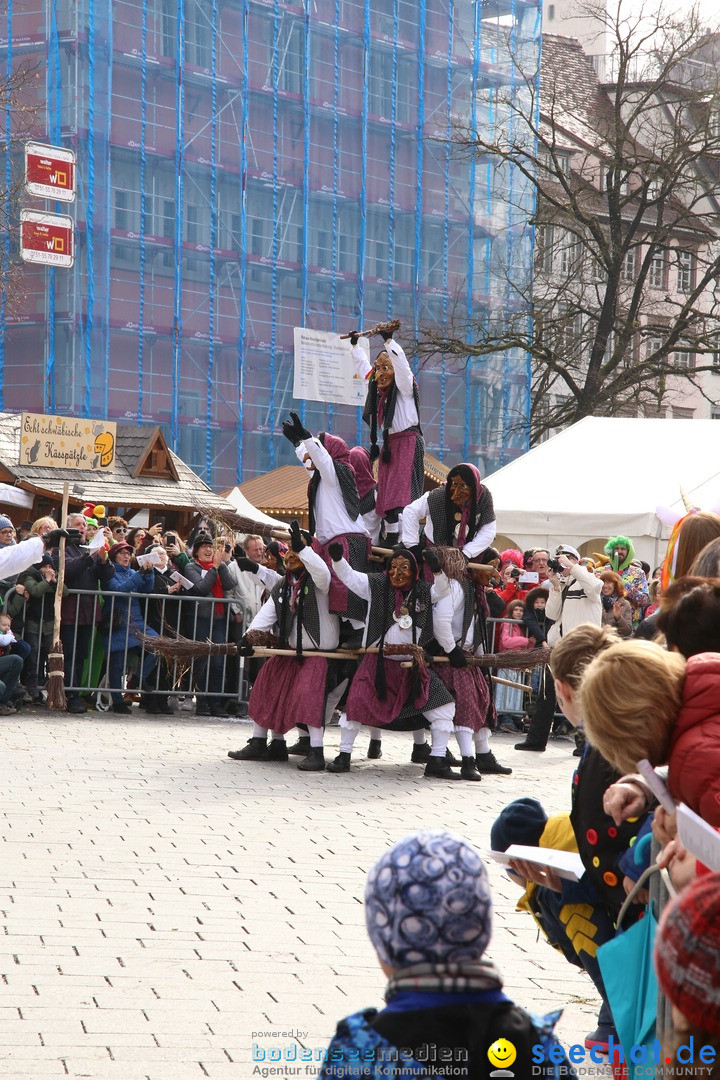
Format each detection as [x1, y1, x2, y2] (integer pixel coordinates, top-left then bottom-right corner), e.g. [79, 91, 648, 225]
[251, 646, 384, 660]
[53, 482, 70, 641]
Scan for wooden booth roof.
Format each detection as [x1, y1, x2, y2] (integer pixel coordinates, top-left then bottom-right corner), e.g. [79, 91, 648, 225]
[237, 453, 451, 524]
[0, 413, 235, 513]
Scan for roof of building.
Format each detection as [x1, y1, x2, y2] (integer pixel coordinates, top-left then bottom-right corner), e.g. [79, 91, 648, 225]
[0, 413, 234, 513]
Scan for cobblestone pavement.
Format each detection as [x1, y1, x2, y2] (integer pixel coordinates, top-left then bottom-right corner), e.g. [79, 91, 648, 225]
[0, 711, 611, 1079]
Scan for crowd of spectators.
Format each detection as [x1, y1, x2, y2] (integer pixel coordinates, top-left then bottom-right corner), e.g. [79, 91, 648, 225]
[0, 507, 281, 716]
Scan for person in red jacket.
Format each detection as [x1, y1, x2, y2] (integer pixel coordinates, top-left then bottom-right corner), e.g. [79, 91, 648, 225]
[580, 640, 720, 826]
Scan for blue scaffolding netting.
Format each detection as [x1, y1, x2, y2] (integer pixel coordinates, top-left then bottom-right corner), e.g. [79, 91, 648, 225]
[0, 0, 539, 490]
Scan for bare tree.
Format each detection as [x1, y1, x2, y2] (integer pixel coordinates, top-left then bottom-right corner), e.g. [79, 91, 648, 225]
[0, 54, 40, 314]
[419, 0, 720, 443]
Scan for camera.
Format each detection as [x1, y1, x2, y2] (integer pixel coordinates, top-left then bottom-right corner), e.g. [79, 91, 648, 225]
[509, 567, 521, 579]
[547, 557, 565, 575]
[225, 543, 232, 553]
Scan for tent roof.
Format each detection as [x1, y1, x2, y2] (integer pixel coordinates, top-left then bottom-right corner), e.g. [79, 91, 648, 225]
[220, 486, 290, 529]
[484, 417, 720, 544]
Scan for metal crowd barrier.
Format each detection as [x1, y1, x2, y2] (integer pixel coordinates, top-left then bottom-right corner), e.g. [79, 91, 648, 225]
[4, 586, 252, 709]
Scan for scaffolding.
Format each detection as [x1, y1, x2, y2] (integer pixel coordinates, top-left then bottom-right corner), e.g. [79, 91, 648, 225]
[0, 0, 541, 489]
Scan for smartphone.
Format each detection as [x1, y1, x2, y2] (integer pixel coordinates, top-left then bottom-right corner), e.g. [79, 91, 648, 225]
[165, 534, 177, 547]
[155, 518, 165, 531]
[519, 571, 540, 585]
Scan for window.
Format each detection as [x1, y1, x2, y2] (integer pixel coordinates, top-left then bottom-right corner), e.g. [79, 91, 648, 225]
[548, 3, 555, 17]
[649, 249, 666, 290]
[186, 0, 210, 68]
[621, 248, 637, 282]
[369, 50, 410, 122]
[645, 334, 663, 361]
[540, 149, 571, 177]
[605, 169, 628, 196]
[712, 407, 720, 419]
[674, 349, 695, 369]
[677, 250, 695, 293]
[114, 189, 129, 231]
[535, 225, 554, 273]
[559, 229, 582, 276]
[672, 406, 694, 419]
[279, 22, 304, 95]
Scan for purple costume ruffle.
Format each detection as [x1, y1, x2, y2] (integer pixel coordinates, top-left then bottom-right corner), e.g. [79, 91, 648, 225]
[433, 661, 490, 732]
[345, 653, 430, 728]
[248, 655, 328, 733]
[376, 429, 423, 517]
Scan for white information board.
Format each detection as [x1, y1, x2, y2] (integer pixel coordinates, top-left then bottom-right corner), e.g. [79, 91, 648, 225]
[293, 327, 370, 407]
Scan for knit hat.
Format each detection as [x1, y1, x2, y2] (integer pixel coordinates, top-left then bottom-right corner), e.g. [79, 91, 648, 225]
[192, 532, 214, 555]
[38, 553, 54, 568]
[0, 515, 13, 531]
[500, 548, 524, 568]
[108, 541, 132, 560]
[364, 830, 492, 968]
[655, 871, 720, 1035]
[490, 798, 548, 852]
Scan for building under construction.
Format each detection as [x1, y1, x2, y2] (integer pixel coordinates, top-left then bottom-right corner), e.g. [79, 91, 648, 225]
[0, 0, 541, 489]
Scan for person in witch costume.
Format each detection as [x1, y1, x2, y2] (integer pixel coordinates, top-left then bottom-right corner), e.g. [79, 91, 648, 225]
[227, 521, 340, 773]
[403, 462, 496, 562]
[430, 546, 512, 780]
[282, 412, 371, 633]
[350, 327, 423, 545]
[326, 544, 461, 780]
[348, 444, 381, 545]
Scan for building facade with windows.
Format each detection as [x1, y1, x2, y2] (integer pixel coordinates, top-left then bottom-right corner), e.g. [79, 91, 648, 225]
[533, 33, 720, 439]
[0, 0, 540, 489]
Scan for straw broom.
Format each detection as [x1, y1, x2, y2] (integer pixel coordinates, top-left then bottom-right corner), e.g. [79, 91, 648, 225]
[47, 482, 70, 710]
[196, 504, 494, 572]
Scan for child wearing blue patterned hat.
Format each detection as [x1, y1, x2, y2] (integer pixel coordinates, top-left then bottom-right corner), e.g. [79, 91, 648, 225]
[318, 830, 575, 1079]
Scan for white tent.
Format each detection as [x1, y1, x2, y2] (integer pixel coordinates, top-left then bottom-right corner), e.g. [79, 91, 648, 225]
[222, 486, 288, 529]
[483, 417, 720, 567]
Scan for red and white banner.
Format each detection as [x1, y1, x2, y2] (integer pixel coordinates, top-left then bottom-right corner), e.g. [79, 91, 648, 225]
[20, 210, 74, 268]
[24, 142, 76, 202]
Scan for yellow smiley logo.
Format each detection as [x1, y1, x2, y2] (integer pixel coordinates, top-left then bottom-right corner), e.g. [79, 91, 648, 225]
[488, 1039, 517, 1069]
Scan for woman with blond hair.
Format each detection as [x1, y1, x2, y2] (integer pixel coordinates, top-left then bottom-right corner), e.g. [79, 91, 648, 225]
[580, 639, 720, 826]
[598, 571, 633, 639]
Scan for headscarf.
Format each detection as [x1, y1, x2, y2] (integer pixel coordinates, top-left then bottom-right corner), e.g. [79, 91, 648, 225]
[445, 463, 484, 547]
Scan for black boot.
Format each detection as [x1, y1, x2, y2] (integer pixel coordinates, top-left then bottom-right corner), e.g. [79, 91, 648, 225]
[367, 739, 382, 759]
[475, 751, 512, 775]
[140, 693, 159, 714]
[267, 739, 289, 762]
[460, 756, 482, 781]
[445, 748, 462, 767]
[156, 698, 175, 715]
[424, 755, 461, 780]
[228, 737, 268, 761]
[326, 751, 351, 773]
[410, 741, 431, 763]
[287, 736, 312, 756]
[297, 747, 325, 772]
[514, 739, 546, 752]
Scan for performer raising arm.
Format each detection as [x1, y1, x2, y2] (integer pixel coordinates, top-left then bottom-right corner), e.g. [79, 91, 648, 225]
[350, 324, 424, 545]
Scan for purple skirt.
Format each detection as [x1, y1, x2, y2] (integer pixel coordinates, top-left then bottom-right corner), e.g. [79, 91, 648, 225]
[249, 655, 328, 734]
[376, 429, 424, 517]
[434, 661, 490, 732]
[318, 533, 371, 618]
[346, 653, 430, 728]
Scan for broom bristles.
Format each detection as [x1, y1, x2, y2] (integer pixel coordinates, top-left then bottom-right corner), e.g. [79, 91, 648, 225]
[197, 505, 290, 541]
